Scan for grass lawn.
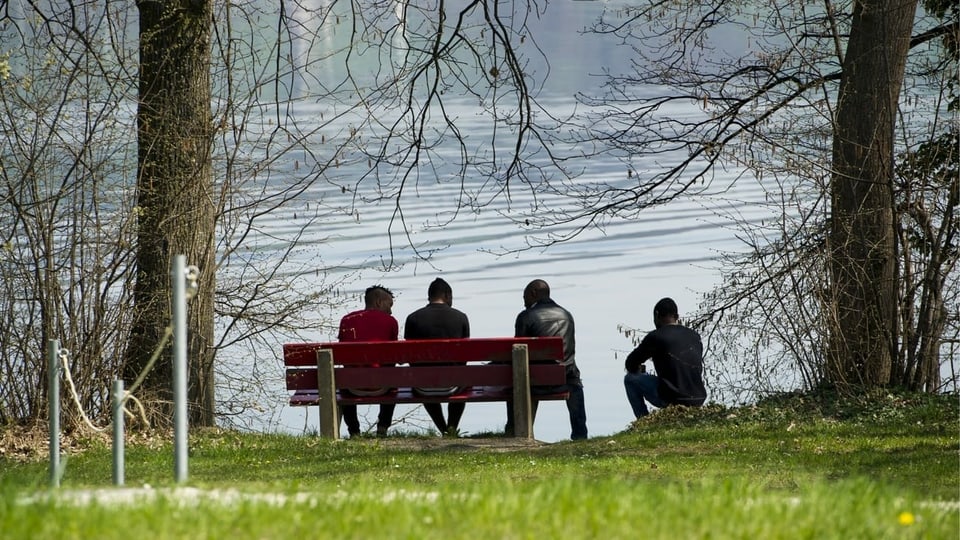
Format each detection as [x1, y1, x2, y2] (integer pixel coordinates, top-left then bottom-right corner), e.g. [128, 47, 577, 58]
[2, 390, 957, 539]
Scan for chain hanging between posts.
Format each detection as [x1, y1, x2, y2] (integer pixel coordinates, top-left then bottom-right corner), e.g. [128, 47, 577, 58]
[58, 347, 106, 433]
[55, 261, 199, 434]
[61, 346, 152, 432]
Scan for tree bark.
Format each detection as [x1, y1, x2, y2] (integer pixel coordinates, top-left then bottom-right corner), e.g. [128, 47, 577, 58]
[126, 0, 217, 426]
[829, 0, 918, 387]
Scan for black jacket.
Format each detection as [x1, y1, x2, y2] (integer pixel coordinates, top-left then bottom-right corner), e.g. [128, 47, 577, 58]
[625, 324, 706, 406]
[515, 299, 581, 385]
[404, 303, 470, 340]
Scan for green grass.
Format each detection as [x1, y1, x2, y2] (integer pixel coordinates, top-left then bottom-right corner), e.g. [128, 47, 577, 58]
[2, 390, 957, 539]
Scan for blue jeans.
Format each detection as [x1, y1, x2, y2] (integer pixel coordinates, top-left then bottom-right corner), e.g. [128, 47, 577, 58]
[624, 372, 666, 418]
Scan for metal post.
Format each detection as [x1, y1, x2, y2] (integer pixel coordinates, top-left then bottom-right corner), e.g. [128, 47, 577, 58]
[47, 339, 60, 488]
[112, 379, 125, 486]
[172, 255, 188, 483]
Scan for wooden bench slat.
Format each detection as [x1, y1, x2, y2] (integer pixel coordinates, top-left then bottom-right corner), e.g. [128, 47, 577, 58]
[282, 337, 564, 366]
[289, 387, 570, 406]
[285, 364, 567, 390]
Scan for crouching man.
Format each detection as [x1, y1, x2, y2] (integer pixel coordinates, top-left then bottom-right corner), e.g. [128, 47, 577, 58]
[623, 297, 706, 417]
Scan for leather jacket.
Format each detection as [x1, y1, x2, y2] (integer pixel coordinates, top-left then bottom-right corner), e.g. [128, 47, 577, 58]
[515, 299, 581, 384]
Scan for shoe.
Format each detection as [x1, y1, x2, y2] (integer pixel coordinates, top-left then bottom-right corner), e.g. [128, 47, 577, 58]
[442, 427, 460, 438]
[376, 426, 388, 438]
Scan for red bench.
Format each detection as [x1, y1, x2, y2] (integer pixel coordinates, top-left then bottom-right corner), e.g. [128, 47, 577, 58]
[283, 337, 569, 439]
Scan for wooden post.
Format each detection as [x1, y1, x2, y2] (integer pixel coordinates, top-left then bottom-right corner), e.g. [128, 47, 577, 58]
[316, 349, 340, 439]
[511, 344, 533, 439]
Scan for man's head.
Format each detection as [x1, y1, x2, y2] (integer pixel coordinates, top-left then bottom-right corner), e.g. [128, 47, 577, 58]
[364, 285, 395, 314]
[653, 297, 679, 328]
[522, 279, 551, 308]
[427, 277, 453, 306]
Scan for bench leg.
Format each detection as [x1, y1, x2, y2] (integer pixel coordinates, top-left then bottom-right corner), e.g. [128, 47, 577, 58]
[316, 349, 340, 439]
[511, 344, 533, 439]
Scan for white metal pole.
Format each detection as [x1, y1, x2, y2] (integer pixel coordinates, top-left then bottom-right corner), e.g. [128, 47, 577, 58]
[47, 339, 60, 488]
[112, 379, 125, 486]
[172, 254, 188, 483]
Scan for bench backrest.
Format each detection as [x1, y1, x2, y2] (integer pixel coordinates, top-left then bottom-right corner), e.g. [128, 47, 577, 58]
[283, 337, 564, 366]
[284, 337, 566, 391]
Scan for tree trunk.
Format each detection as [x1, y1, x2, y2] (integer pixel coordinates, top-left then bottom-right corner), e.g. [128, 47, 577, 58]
[126, 0, 217, 427]
[828, 0, 918, 387]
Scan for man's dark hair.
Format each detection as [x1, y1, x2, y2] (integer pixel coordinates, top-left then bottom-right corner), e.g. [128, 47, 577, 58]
[364, 285, 394, 307]
[654, 297, 679, 318]
[525, 279, 551, 301]
[427, 277, 452, 301]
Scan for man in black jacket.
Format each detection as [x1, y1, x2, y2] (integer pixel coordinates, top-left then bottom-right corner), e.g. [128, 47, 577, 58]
[506, 279, 588, 440]
[404, 278, 470, 435]
[623, 297, 706, 417]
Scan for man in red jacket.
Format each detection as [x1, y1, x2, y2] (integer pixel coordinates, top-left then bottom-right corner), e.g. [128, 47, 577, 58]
[338, 285, 399, 437]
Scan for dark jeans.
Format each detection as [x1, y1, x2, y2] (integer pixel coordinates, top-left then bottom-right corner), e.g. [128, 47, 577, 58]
[623, 372, 666, 418]
[423, 402, 466, 434]
[341, 404, 396, 436]
[505, 382, 588, 440]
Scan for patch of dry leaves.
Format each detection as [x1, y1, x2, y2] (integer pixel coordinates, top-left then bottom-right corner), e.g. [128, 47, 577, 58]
[1, 423, 551, 463]
[0, 423, 172, 463]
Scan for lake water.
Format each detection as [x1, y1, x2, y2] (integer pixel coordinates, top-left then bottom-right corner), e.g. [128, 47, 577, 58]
[230, 0, 775, 441]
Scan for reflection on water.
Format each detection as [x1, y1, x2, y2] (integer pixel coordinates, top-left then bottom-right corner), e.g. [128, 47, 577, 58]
[253, 100, 772, 442]
[226, 0, 775, 441]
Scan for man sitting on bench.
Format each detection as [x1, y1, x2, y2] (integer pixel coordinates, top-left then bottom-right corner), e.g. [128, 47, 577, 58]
[507, 279, 588, 440]
[338, 285, 398, 437]
[404, 277, 471, 436]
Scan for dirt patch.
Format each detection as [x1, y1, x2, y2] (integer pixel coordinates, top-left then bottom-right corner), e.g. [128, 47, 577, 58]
[364, 436, 553, 452]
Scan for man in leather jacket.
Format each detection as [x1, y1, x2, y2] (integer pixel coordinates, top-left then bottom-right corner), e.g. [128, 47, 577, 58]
[506, 279, 588, 440]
